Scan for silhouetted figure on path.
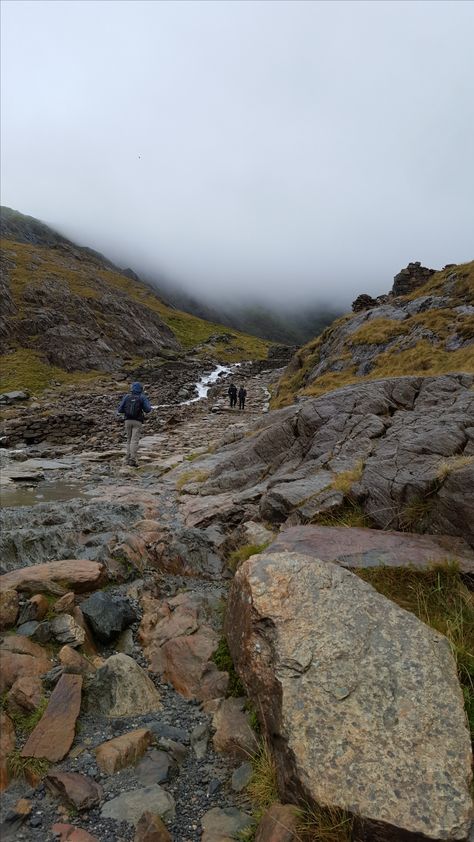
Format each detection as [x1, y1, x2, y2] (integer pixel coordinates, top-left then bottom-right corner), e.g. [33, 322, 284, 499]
[228, 383, 237, 408]
[238, 386, 247, 410]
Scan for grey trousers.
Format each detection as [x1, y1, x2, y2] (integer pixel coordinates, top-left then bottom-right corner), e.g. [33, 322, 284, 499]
[125, 420, 142, 460]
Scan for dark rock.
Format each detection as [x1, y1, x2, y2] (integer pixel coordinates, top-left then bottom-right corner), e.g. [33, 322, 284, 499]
[80, 591, 136, 643]
[352, 293, 378, 312]
[392, 261, 435, 296]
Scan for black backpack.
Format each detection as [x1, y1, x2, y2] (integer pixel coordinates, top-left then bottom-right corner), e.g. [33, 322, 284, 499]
[123, 394, 143, 420]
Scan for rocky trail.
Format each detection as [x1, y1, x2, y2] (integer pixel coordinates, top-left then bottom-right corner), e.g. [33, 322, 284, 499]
[1, 361, 474, 842]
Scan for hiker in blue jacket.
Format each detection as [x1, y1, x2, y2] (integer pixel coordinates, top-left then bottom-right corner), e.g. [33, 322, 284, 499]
[117, 382, 152, 466]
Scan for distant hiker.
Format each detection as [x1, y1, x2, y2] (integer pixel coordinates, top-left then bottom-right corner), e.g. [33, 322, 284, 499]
[238, 386, 247, 410]
[117, 381, 152, 466]
[228, 383, 237, 408]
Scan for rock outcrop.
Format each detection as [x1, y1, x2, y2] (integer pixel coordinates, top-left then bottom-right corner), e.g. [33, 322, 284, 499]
[226, 551, 473, 841]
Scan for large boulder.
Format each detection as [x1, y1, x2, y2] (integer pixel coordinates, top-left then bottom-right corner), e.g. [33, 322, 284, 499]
[80, 591, 136, 643]
[225, 551, 473, 842]
[0, 560, 106, 594]
[86, 654, 161, 717]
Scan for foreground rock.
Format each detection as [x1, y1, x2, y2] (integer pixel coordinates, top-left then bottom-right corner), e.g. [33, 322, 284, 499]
[46, 772, 103, 811]
[95, 728, 152, 774]
[86, 654, 161, 717]
[255, 803, 299, 842]
[226, 551, 473, 841]
[80, 590, 136, 643]
[21, 674, 82, 762]
[201, 807, 252, 842]
[0, 560, 106, 594]
[267, 525, 474, 577]
[101, 785, 175, 825]
[134, 811, 172, 842]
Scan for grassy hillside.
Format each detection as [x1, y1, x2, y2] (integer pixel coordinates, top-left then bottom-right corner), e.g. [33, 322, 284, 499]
[272, 261, 474, 407]
[0, 236, 270, 394]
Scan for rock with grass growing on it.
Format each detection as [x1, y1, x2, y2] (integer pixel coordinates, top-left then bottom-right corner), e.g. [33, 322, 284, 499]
[226, 551, 473, 842]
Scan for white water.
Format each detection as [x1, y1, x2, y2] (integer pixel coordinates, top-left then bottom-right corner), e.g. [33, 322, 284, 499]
[153, 362, 241, 409]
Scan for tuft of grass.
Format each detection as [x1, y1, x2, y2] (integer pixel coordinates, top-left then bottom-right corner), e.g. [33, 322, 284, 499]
[176, 469, 210, 490]
[436, 454, 474, 482]
[296, 804, 353, 842]
[330, 460, 364, 495]
[312, 500, 373, 529]
[398, 494, 435, 532]
[356, 564, 474, 739]
[247, 740, 279, 813]
[212, 637, 246, 698]
[349, 317, 409, 346]
[227, 542, 270, 572]
[9, 696, 48, 734]
[7, 749, 49, 781]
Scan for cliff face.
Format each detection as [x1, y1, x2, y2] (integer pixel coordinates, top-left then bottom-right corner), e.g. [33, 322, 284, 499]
[273, 261, 474, 407]
[0, 208, 271, 392]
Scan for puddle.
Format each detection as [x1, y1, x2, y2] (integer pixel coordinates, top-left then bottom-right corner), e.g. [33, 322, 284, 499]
[0, 480, 87, 508]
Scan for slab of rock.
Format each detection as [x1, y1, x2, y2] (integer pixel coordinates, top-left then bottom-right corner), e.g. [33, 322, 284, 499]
[46, 772, 103, 811]
[0, 589, 19, 629]
[231, 761, 253, 792]
[51, 614, 86, 647]
[51, 824, 99, 842]
[59, 645, 96, 676]
[201, 806, 252, 842]
[0, 560, 106, 594]
[0, 636, 51, 693]
[136, 750, 175, 786]
[134, 811, 172, 842]
[255, 803, 300, 842]
[212, 697, 258, 758]
[226, 551, 473, 841]
[268, 525, 474, 576]
[86, 654, 161, 717]
[21, 674, 82, 762]
[6, 675, 43, 714]
[101, 785, 175, 825]
[0, 712, 15, 790]
[80, 591, 136, 643]
[96, 728, 152, 774]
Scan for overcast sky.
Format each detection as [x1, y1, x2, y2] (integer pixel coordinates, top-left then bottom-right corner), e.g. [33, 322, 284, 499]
[1, 0, 473, 307]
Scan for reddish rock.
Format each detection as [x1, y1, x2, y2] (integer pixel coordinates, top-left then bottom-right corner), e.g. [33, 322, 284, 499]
[21, 674, 82, 762]
[0, 560, 106, 594]
[95, 728, 152, 774]
[212, 698, 257, 758]
[72, 606, 98, 656]
[54, 592, 76, 614]
[134, 810, 172, 842]
[46, 771, 103, 810]
[20, 593, 49, 622]
[161, 630, 219, 699]
[51, 824, 99, 842]
[0, 637, 51, 692]
[0, 711, 15, 790]
[6, 675, 43, 714]
[0, 588, 19, 629]
[255, 803, 300, 841]
[59, 645, 96, 675]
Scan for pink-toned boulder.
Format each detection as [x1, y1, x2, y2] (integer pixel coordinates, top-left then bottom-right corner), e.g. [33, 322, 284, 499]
[0, 588, 19, 629]
[51, 824, 99, 842]
[46, 771, 103, 811]
[59, 645, 96, 676]
[0, 560, 106, 594]
[0, 636, 51, 693]
[6, 675, 43, 714]
[255, 803, 300, 841]
[21, 674, 82, 762]
[95, 729, 152, 774]
[0, 712, 15, 790]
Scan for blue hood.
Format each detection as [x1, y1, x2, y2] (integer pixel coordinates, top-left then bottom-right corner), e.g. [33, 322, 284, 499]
[131, 382, 143, 394]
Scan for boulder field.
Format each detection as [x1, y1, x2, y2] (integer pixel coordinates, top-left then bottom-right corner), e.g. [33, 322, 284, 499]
[0, 366, 473, 841]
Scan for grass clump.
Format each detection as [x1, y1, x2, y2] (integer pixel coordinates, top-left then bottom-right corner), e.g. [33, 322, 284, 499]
[330, 461, 364, 495]
[9, 696, 48, 734]
[399, 494, 435, 532]
[436, 454, 474, 482]
[227, 542, 270, 572]
[349, 317, 409, 346]
[175, 469, 210, 491]
[296, 804, 353, 842]
[356, 564, 474, 738]
[211, 637, 246, 697]
[7, 749, 49, 781]
[312, 500, 373, 529]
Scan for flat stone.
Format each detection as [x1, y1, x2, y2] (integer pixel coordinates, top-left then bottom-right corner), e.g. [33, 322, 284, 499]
[145, 721, 190, 744]
[21, 674, 82, 762]
[255, 803, 300, 842]
[212, 698, 257, 758]
[0, 589, 19, 629]
[101, 785, 175, 826]
[0, 712, 15, 790]
[51, 824, 99, 842]
[96, 728, 152, 774]
[231, 761, 253, 792]
[134, 811, 172, 842]
[0, 560, 106, 594]
[201, 806, 253, 842]
[50, 614, 85, 647]
[46, 772, 103, 811]
[226, 552, 473, 841]
[136, 750, 174, 786]
[86, 654, 161, 717]
[268, 525, 474, 576]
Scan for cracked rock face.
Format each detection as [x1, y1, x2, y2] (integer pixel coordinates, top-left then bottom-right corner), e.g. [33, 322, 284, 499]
[225, 551, 473, 842]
